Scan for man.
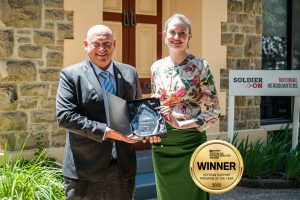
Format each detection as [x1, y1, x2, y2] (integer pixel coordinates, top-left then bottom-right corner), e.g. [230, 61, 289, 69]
[56, 25, 144, 199]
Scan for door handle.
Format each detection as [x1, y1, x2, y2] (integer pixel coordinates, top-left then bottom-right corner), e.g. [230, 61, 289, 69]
[130, 11, 136, 26]
[123, 11, 129, 26]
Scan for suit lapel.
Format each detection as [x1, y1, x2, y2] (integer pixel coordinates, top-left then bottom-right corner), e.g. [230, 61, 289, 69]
[113, 62, 124, 97]
[83, 60, 103, 98]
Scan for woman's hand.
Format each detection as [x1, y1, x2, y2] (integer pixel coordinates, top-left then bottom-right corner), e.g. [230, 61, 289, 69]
[160, 106, 180, 128]
[165, 114, 181, 129]
[160, 106, 172, 120]
[142, 136, 161, 144]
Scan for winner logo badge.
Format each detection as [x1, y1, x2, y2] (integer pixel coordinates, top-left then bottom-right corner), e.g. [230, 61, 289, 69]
[190, 140, 243, 194]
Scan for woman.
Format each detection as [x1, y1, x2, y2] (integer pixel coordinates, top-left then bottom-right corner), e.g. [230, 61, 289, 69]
[151, 14, 220, 199]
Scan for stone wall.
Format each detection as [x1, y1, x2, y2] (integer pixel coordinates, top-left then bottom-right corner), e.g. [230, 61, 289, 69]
[220, 0, 262, 131]
[0, 0, 73, 151]
[0, 0, 264, 151]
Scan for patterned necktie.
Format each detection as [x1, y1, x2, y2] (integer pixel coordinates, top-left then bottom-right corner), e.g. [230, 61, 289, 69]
[100, 71, 115, 94]
[100, 71, 117, 158]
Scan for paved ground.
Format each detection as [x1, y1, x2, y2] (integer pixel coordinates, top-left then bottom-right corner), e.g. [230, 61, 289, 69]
[211, 186, 300, 200]
[148, 186, 300, 200]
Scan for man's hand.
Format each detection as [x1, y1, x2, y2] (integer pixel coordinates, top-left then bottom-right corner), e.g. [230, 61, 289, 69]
[105, 128, 139, 143]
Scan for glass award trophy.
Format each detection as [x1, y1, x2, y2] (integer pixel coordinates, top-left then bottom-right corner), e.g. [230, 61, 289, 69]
[103, 92, 167, 139]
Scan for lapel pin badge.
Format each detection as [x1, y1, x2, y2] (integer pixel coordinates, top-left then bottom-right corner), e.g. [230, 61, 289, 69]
[118, 74, 122, 79]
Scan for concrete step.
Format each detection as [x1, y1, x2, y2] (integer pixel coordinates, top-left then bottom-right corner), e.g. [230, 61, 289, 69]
[136, 149, 154, 174]
[135, 149, 157, 200]
[135, 172, 157, 200]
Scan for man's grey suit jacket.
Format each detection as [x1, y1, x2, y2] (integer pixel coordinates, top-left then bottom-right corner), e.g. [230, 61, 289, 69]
[56, 60, 142, 180]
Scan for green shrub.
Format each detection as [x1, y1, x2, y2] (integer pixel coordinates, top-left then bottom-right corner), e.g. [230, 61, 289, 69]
[232, 124, 300, 180]
[264, 142, 286, 175]
[231, 133, 249, 161]
[285, 147, 300, 180]
[0, 139, 64, 199]
[245, 140, 270, 178]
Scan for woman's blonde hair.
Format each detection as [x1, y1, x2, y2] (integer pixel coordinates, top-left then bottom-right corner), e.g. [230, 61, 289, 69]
[164, 13, 192, 34]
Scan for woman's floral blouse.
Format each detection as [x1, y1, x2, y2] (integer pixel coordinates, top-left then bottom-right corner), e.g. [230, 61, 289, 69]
[151, 54, 220, 129]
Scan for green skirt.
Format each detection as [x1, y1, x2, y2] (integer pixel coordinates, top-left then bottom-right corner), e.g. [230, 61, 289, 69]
[152, 124, 209, 200]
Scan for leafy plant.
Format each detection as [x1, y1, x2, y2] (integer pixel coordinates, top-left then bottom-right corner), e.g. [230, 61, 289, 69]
[0, 137, 64, 199]
[232, 124, 300, 180]
[231, 133, 249, 164]
[285, 147, 300, 180]
[264, 128, 290, 176]
[264, 141, 287, 175]
[245, 140, 270, 179]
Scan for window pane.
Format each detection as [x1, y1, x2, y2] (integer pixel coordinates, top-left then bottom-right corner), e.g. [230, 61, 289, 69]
[263, 0, 287, 37]
[261, 0, 290, 124]
[261, 96, 291, 124]
[292, 0, 300, 69]
[262, 0, 287, 70]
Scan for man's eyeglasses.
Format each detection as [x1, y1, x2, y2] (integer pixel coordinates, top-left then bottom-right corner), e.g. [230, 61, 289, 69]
[89, 42, 113, 49]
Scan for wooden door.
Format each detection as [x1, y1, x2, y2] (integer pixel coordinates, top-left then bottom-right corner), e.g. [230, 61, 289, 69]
[103, 0, 162, 94]
[103, 0, 162, 149]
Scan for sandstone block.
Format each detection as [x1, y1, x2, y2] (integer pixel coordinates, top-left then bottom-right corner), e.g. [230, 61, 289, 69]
[17, 37, 31, 43]
[245, 0, 262, 15]
[56, 39, 64, 46]
[246, 120, 260, 129]
[16, 30, 31, 35]
[0, 84, 18, 111]
[235, 121, 248, 130]
[45, 0, 63, 8]
[242, 26, 255, 33]
[0, 111, 27, 131]
[237, 14, 254, 25]
[29, 124, 51, 132]
[0, 0, 42, 28]
[46, 51, 63, 67]
[45, 22, 54, 30]
[18, 45, 42, 59]
[0, 133, 16, 151]
[33, 31, 54, 45]
[19, 98, 38, 109]
[227, 58, 236, 68]
[47, 46, 63, 51]
[45, 9, 64, 21]
[221, 33, 233, 45]
[4, 61, 37, 82]
[0, 30, 14, 58]
[245, 35, 262, 57]
[39, 68, 60, 81]
[51, 125, 66, 147]
[17, 131, 50, 150]
[57, 23, 73, 39]
[66, 10, 74, 21]
[227, 12, 236, 23]
[40, 97, 56, 109]
[234, 34, 244, 45]
[230, 24, 240, 32]
[220, 77, 228, 90]
[31, 110, 56, 123]
[236, 96, 248, 107]
[255, 16, 262, 34]
[50, 83, 58, 96]
[236, 58, 250, 69]
[228, 0, 243, 12]
[227, 46, 244, 57]
[221, 23, 228, 33]
[19, 83, 49, 97]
